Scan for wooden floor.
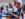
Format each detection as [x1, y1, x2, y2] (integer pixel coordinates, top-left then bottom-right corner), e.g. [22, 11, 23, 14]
[2, 15, 19, 19]
[2, 16, 11, 19]
[2, 15, 11, 19]
[2, 17, 6, 19]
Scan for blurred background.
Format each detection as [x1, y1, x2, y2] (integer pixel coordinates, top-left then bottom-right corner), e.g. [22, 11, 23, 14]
[0, 0, 25, 19]
[0, 0, 22, 7]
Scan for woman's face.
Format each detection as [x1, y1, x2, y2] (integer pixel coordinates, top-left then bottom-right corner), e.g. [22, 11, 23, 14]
[15, 4, 20, 8]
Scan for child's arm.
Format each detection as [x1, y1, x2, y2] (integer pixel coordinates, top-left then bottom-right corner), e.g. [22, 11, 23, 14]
[10, 13, 19, 18]
[21, 8, 23, 14]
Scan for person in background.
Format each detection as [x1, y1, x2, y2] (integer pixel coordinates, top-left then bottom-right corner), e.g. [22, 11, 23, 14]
[0, 7, 3, 19]
[0, 8, 2, 19]
[2, 6, 8, 15]
[0, 7, 3, 16]
[9, 0, 18, 8]
[6, 6, 8, 15]
[8, 3, 13, 8]
[14, 0, 17, 6]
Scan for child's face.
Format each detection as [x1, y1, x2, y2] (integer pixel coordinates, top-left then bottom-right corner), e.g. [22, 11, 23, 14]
[23, 8, 25, 14]
[23, 11, 25, 13]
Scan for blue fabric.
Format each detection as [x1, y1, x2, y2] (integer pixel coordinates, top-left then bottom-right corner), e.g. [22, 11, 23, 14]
[5, 8, 8, 15]
[11, 8, 21, 18]
[0, 16, 2, 19]
[0, 13, 2, 16]
[17, 8, 21, 16]
[6, 9, 8, 12]
[0, 13, 2, 19]
[12, 8, 21, 16]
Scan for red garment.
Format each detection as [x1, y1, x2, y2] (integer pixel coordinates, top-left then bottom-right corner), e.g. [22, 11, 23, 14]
[14, 2, 20, 6]
[0, 10, 2, 13]
[0, 8, 2, 13]
[14, 2, 16, 6]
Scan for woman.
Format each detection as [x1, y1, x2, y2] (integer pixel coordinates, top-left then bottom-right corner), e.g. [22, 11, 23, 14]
[9, 2, 21, 19]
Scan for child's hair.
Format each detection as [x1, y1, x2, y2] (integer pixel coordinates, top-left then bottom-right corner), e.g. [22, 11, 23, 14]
[23, 4, 25, 11]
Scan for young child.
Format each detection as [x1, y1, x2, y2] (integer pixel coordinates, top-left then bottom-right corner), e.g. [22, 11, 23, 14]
[21, 4, 25, 19]
[23, 5, 25, 19]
